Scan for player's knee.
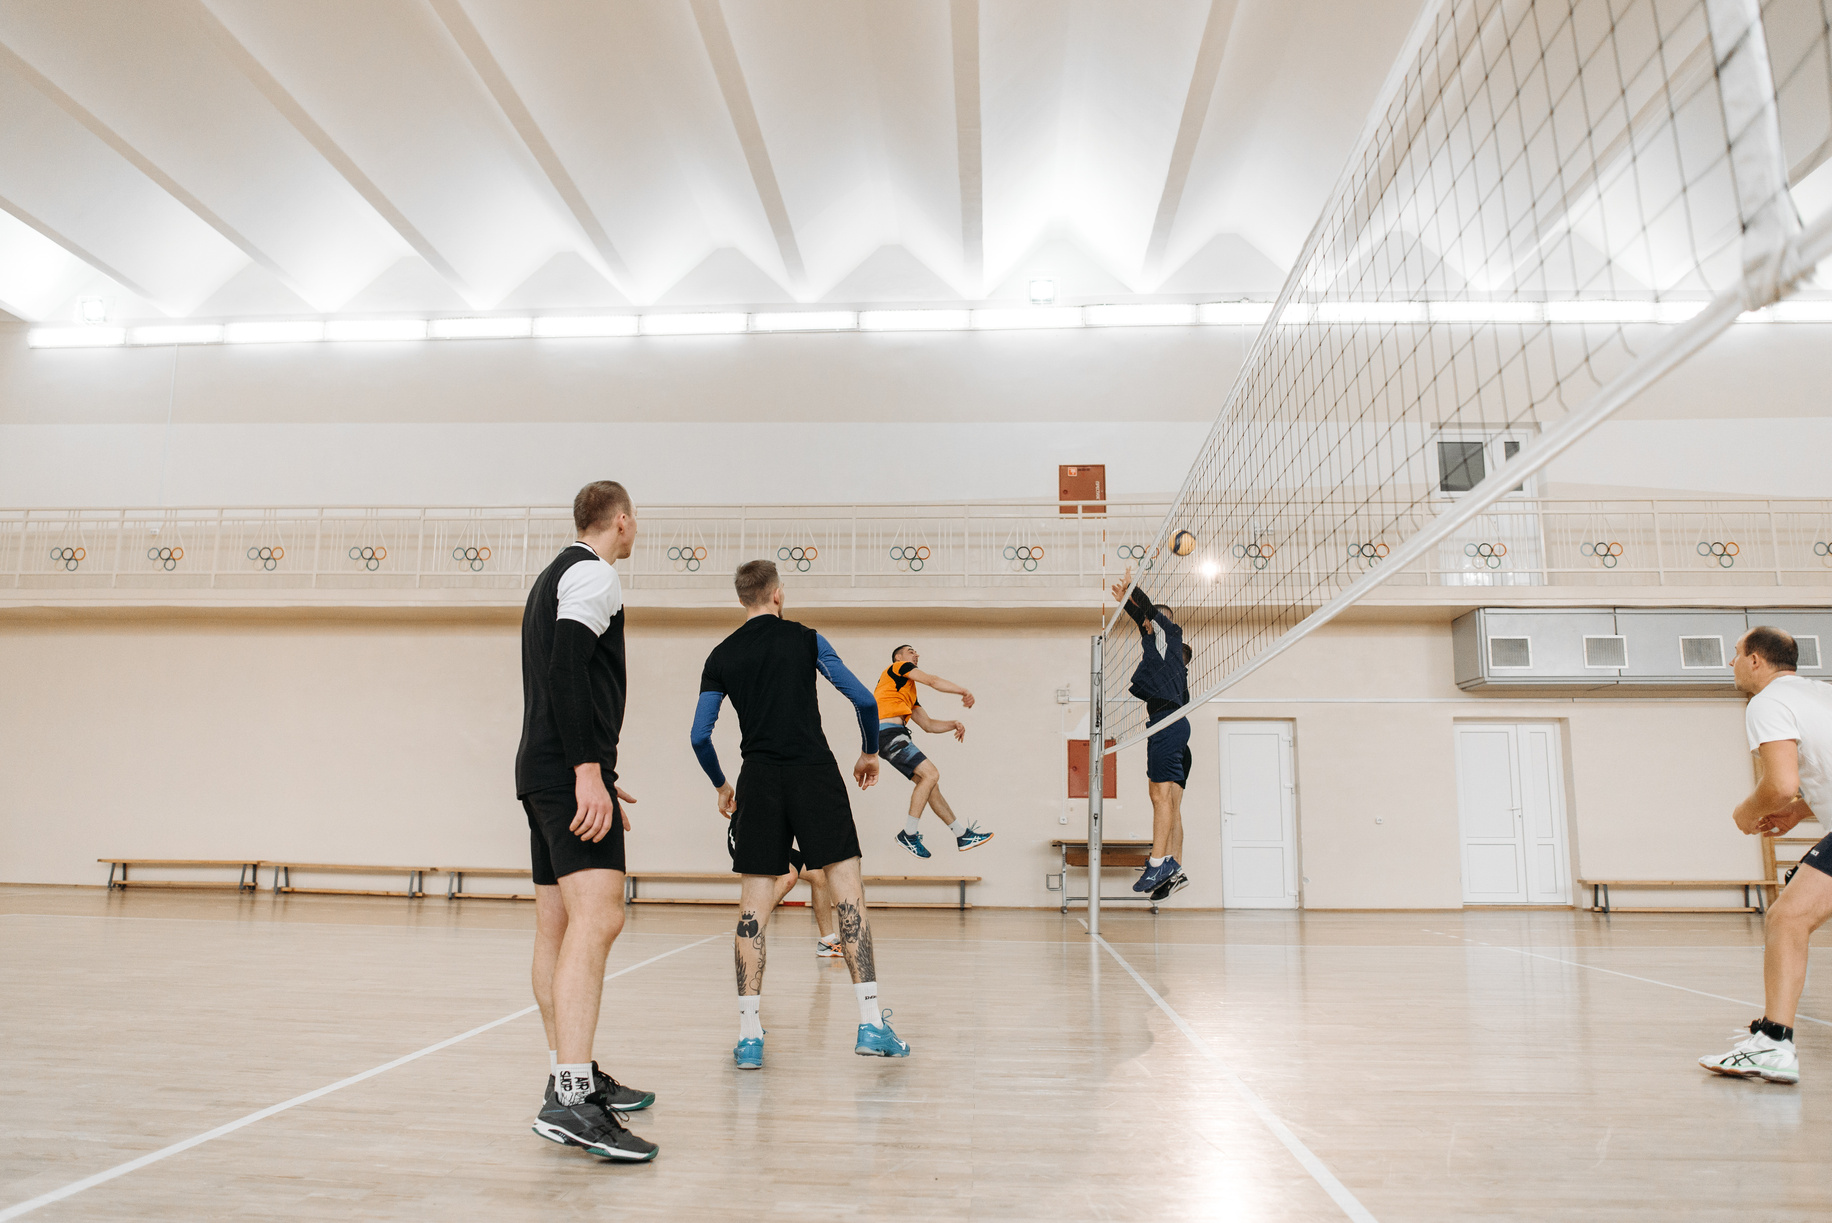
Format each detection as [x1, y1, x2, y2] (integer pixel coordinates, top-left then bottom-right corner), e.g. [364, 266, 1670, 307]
[914, 760, 940, 785]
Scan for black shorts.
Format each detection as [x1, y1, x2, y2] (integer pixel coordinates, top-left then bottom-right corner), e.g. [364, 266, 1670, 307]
[1146, 715, 1192, 786]
[523, 785, 626, 885]
[729, 761, 861, 877]
[727, 823, 805, 874]
[879, 722, 929, 781]
[1799, 831, 1832, 880]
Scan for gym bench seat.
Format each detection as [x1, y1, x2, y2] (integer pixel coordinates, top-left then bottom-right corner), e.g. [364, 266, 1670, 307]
[1579, 878, 1777, 915]
[266, 862, 433, 899]
[623, 871, 979, 910]
[440, 866, 534, 901]
[100, 858, 261, 892]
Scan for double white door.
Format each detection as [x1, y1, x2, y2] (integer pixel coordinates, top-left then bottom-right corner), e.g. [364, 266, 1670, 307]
[1455, 721, 1570, 904]
[1219, 721, 1299, 908]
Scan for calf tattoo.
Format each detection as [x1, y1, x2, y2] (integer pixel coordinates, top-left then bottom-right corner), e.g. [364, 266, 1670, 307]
[835, 899, 876, 983]
[735, 909, 766, 994]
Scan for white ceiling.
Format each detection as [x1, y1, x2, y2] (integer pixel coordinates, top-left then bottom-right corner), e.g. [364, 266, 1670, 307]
[0, 0, 1420, 324]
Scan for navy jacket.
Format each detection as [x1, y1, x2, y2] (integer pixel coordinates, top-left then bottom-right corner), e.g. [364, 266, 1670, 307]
[1123, 587, 1189, 712]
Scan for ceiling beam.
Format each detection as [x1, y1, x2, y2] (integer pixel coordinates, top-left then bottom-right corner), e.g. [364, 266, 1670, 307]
[0, 192, 172, 312]
[687, 0, 806, 290]
[427, 0, 636, 297]
[186, 0, 479, 305]
[950, 0, 984, 295]
[1142, 0, 1238, 283]
[0, 39, 312, 308]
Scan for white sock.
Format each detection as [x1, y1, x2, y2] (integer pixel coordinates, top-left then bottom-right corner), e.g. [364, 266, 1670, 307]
[554, 1062, 594, 1106]
[1149, 856, 1165, 867]
[855, 981, 882, 1027]
[819, 931, 840, 946]
[738, 995, 764, 1041]
[548, 1049, 558, 1078]
[953, 821, 972, 839]
[904, 816, 922, 835]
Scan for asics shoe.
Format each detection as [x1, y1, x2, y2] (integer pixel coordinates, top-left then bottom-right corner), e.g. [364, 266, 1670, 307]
[954, 823, 994, 851]
[855, 1009, 912, 1058]
[532, 1094, 659, 1161]
[733, 1037, 764, 1069]
[896, 830, 931, 859]
[817, 934, 844, 958]
[590, 1061, 655, 1111]
[1133, 857, 1176, 893]
[1149, 871, 1189, 902]
[1700, 1025, 1799, 1084]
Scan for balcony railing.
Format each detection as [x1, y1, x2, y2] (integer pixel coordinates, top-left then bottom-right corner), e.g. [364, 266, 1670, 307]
[2, 498, 1829, 594]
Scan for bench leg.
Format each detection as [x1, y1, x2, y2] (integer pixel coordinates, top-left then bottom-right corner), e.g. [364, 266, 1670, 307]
[959, 880, 966, 911]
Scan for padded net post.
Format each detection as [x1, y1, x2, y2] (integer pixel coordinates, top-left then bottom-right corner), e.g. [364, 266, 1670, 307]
[1087, 633, 1105, 937]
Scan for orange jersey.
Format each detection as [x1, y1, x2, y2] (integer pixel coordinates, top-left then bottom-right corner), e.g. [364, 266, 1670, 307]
[874, 660, 921, 723]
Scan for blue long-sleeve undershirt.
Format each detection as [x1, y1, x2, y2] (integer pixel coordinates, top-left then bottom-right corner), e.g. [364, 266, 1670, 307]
[688, 634, 881, 789]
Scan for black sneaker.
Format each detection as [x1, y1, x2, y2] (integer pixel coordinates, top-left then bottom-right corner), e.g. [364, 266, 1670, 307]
[532, 1088, 659, 1162]
[1149, 871, 1188, 902]
[591, 1061, 655, 1111]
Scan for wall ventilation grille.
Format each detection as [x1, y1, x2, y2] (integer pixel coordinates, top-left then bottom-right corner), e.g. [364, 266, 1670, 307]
[1799, 636, 1822, 669]
[1680, 636, 1726, 668]
[1489, 637, 1532, 668]
[1584, 636, 1628, 668]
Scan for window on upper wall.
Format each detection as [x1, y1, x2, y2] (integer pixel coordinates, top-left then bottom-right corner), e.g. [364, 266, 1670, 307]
[1434, 432, 1531, 496]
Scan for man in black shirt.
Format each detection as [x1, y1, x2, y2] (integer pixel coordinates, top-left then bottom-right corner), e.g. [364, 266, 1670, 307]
[517, 481, 658, 1163]
[691, 559, 912, 1068]
[1111, 568, 1195, 900]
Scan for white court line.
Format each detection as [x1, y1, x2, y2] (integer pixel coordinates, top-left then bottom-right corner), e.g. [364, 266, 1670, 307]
[1422, 930, 1831, 1028]
[0, 933, 721, 1222]
[1084, 923, 1379, 1223]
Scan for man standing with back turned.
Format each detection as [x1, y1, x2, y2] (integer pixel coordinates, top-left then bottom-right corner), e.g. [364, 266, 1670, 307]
[517, 481, 658, 1162]
[1699, 626, 1832, 1085]
[1111, 568, 1195, 900]
[691, 559, 912, 1069]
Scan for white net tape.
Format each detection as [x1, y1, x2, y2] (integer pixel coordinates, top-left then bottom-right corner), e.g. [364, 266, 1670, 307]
[1098, 0, 1832, 751]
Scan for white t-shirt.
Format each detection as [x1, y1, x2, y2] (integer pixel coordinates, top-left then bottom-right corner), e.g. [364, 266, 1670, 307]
[555, 542, 622, 636]
[1746, 673, 1832, 819]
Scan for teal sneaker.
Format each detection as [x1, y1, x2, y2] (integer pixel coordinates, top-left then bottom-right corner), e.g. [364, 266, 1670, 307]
[855, 1010, 912, 1058]
[895, 830, 931, 859]
[733, 1037, 763, 1069]
[953, 823, 993, 851]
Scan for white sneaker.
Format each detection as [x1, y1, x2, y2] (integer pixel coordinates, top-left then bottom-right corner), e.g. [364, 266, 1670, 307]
[816, 935, 843, 959]
[1699, 1027, 1799, 1084]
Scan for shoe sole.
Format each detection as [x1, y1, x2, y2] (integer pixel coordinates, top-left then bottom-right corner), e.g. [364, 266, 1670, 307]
[896, 843, 931, 859]
[1150, 876, 1190, 902]
[606, 1094, 656, 1110]
[735, 1060, 763, 1069]
[854, 1046, 911, 1057]
[531, 1120, 659, 1161]
[957, 834, 994, 851]
[1702, 1062, 1799, 1084]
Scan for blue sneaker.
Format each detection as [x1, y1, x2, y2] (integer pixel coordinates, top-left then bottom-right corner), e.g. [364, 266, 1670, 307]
[895, 830, 931, 859]
[1133, 856, 1177, 893]
[855, 1009, 911, 1058]
[953, 823, 994, 851]
[733, 1037, 763, 1069]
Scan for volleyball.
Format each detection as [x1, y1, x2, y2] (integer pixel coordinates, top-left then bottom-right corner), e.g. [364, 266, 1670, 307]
[1170, 529, 1196, 557]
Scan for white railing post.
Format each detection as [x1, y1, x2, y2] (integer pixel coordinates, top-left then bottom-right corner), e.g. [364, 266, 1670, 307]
[1767, 500, 1783, 586]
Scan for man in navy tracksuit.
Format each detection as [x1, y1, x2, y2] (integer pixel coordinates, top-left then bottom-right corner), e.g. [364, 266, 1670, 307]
[1112, 571, 1193, 899]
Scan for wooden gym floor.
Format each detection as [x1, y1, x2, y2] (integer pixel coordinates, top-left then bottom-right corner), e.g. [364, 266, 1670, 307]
[1, 885, 1828, 1221]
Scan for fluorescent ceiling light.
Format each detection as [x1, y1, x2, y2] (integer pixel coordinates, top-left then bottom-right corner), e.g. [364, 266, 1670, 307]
[972, 307, 1083, 330]
[325, 319, 428, 342]
[640, 312, 746, 336]
[431, 316, 532, 340]
[534, 315, 639, 338]
[1743, 300, 1832, 322]
[1084, 304, 1197, 327]
[1279, 303, 1315, 325]
[1428, 302, 1545, 324]
[132, 324, 223, 345]
[77, 297, 107, 324]
[749, 311, 858, 332]
[224, 321, 324, 344]
[1544, 301, 1661, 324]
[1028, 278, 1057, 304]
[1198, 302, 1272, 325]
[859, 310, 971, 331]
[28, 326, 125, 348]
[1315, 302, 1428, 324]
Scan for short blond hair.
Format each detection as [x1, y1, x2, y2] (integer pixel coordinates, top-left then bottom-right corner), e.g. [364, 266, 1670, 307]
[573, 481, 632, 533]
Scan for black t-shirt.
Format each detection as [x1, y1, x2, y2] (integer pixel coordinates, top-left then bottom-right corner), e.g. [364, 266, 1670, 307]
[699, 615, 836, 768]
[516, 543, 626, 795]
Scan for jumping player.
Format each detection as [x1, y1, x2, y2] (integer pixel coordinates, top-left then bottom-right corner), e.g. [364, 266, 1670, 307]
[1699, 627, 1832, 1085]
[691, 559, 911, 1068]
[517, 480, 658, 1163]
[1111, 569, 1194, 899]
[874, 645, 993, 858]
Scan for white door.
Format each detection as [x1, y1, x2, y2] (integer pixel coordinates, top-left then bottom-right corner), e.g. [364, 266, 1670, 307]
[1455, 722, 1570, 904]
[1220, 721, 1299, 909]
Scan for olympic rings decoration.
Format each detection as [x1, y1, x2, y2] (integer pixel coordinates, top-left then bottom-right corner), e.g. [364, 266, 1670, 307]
[144, 545, 185, 572]
[888, 544, 931, 572]
[1463, 541, 1508, 569]
[348, 544, 388, 572]
[450, 544, 493, 572]
[48, 546, 85, 571]
[1578, 540, 1624, 569]
[1696, 539, 1739, 568]
[1003, 544, 1045, 572]
[776, 544, 819, 572]
[1815, 540, 1832, 560]
[246, 545, 286, 572]
[1347, 542, 1389, 565]
[1230, 541, 1276, 571]
[1116, 544, 1150, 560]
[666, 544, 708, 573]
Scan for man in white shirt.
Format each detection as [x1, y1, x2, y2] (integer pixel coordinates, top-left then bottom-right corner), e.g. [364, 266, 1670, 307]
[1699, 626, 1832, 1086]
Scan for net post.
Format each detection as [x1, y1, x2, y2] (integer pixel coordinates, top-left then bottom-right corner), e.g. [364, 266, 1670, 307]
[1087, 632, 1104, 937]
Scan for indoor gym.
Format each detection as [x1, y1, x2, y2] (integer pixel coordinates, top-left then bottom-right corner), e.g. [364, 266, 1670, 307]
[3, 0, 1832, 1220]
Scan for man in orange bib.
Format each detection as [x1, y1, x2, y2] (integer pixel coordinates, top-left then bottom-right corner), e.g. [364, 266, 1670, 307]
[873, 645, 992, 858]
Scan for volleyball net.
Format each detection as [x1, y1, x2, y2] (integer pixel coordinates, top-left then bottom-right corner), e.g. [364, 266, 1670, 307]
[1095, 0, 1832, 757]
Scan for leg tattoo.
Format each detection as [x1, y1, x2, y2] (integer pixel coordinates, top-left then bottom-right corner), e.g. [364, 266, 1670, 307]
[835, 899, 877, 984]
[735, 909, 766, 995]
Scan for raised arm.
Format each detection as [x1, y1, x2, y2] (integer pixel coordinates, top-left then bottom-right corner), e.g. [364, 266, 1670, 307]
[907, 667, 976, 709]
[814, 635, 881, 756]
[1108, 565, 1156, 635]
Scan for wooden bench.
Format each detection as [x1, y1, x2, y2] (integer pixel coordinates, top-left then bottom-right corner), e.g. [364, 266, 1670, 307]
[440, 867, 534, 901]
[1579, 879, 1776, 914]
[623, 871, 979, 910]
[1050, 839, 1162, 913]
[100, 858, 260, 892]
[267, 862, 433, 899]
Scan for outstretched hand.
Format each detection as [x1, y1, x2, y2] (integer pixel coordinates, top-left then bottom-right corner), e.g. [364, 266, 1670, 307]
[1108, 565, 1133, 605]
[854, 753, 880, 791]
